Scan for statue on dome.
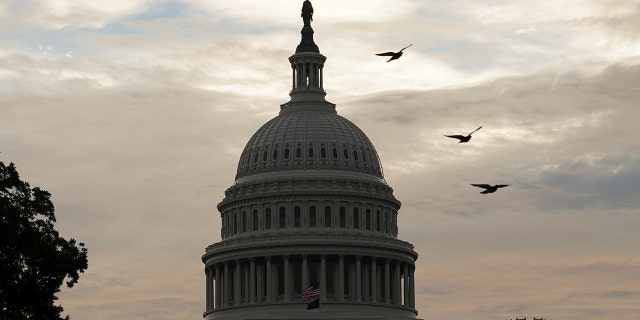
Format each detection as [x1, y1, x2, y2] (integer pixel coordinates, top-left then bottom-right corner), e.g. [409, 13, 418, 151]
[302, 0, 313, 25]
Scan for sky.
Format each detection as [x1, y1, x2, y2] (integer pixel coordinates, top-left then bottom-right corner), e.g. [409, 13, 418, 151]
[1, 0, 640, 319]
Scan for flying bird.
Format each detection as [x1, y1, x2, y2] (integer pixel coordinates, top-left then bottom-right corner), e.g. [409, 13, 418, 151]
[444, 126, 483, 143]
[471, 184, 510, 194]
[375, 44, 413, 62]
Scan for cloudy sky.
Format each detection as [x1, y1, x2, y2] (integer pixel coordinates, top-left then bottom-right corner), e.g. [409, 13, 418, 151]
[2, 0, 640, 319]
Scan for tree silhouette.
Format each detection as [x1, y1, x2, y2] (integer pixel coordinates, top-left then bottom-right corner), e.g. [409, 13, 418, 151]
[0, 161, 88, 320]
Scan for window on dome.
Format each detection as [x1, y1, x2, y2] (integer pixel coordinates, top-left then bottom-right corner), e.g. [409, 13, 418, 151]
[279, 207, 286, 228]
[343, 148, 349, 159]
[308, 147, 314, 158]
[262, 151, 268, 162]
[253, 210, 259, 231]
[254, 152, 258, 163]
[222, 213, 227, 238]
[353, 150, 359, 161]
[362, 151, 367, 163]
[296, 147, 302, 158]
[366, 209, 371, 230]
[265, 208, 272, 230]
[332, 148, 338, 159]
[242, 211, 247, 233]
[320, 147, 326, 158]
[339, 207, 346, 228]
[294, 206, 301, 227]
[284, 148, 290, 159]
[273, 149, 278, 160]
[376, 210, 381, 231]
[324, 206, 332, 227]
[233, 213, 237, 235]
[353, 208, 359, 229]
[310, 206, 317, 227]
[384, 210, 389, 233]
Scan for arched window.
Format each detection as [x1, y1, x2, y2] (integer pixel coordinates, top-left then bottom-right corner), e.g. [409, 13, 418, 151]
[310, 206, 317, 227]
[353, 208, 359, 229]
[324, 206, 332, 228]
[279, 207, 286, 228]
[253, 209, 259, 231]
[320, 147, 327, 158]
[296, 147, 302, 158]
[222, 213, 227, 238]
[353, 150, 359, 161]
[242, 211, 247, 232]
[284, 148, 290, 159]
[308, 147, 314, 158]
[362, 151, 367, 163]
[272, 149, 278, 160]
[262, 151, 268, 162]
[339, 206, 346, 228]
[233, 213, 238, 235]
[343, 148, 349, 159]
[332, 148, 338, 159]
[366, 209, 371, 230]
[265, 208, 272, 230]
[294, 206, 301, 228]
[253, 152, 258, 163]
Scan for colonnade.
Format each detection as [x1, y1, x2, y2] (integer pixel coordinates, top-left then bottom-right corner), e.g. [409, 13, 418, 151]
[204, 254, 415, 311]
[291, 61, 324, 90]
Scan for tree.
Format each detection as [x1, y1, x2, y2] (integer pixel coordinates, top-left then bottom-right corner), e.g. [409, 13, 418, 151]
[0, 161, 88, 320]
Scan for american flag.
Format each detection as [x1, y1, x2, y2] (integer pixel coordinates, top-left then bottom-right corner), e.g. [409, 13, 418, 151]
[302, 282, 320, 301]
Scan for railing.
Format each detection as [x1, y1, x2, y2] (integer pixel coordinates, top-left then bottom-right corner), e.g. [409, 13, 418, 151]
[205, 231, 414, 253]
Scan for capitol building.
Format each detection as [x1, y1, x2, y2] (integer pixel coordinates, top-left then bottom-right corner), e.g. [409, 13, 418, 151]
[201, 1, 420, 319]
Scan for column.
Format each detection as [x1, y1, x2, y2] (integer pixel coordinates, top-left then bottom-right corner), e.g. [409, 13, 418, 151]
[371, 257, 378, 303]
[403, 263, 410, 306]
[302, 254, 308, 289]
[223, 262, 230, 306]
[266, 257, 272, 303]
[291, 65, 295, 89]
[320, 254, 327, 300]
[234, 261, 241, 305]
[244, 264, 249, 304]
[409, 264, 415, 308]
[338, 255, 345, 301]
[250, 258, 256, 304]
[257, 263, 264, 303]
[215, 265, 221, 309]
[284, 255, 291, 302]
[356, 256, 362, 302]
[394, 262, 401, 305]
[363, 263, 369, 301]
[385, 259, 391, 304]
[205, 266, 212, 310]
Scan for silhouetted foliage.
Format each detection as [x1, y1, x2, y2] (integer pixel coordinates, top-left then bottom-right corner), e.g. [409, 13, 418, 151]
[0, 161, 88, 320]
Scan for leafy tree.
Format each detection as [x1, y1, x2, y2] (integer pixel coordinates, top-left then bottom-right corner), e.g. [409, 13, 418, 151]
[0, 161, 88, 320]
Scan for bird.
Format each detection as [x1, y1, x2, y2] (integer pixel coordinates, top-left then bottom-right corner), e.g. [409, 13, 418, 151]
[471, 184, 510, 194]
[375, 44, 413, 62]
[444, 126, 483, 143]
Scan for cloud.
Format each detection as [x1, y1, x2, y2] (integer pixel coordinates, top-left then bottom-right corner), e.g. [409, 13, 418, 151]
[2, 2, 640, 320]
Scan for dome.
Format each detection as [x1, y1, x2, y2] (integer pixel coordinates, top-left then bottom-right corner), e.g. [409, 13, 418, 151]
[203, 3, 419, 319]
[235, 102, 384, 183]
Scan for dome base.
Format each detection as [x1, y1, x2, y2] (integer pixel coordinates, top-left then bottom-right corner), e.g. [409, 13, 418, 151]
[204, 302, 420, 320]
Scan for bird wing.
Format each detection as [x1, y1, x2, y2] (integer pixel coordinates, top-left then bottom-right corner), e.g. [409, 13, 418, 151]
[376, 52, 396, 56]
[400, 43, 413, 51]
[471, 184, 491, 189]
[445, 135, 466, 140]
[469, 125, 483, 135]
[495, 184, 510, 188]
